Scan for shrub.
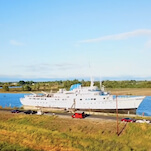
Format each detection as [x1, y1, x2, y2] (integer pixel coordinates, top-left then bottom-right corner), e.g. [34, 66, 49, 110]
[22, 85, 32, 91]
[2, 85, 9, 91]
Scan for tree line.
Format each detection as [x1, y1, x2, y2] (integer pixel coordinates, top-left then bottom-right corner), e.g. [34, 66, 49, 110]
[1, 80, 151, 91]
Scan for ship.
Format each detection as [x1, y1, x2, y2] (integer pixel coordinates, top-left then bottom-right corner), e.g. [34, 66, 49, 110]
[20, 79, 145, 114]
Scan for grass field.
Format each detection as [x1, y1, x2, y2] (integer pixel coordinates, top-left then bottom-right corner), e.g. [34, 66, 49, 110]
[0, 111, 151, 151]
[107, 88, 151, 96]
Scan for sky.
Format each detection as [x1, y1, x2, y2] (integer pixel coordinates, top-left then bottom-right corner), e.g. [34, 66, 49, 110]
[0, 0, 151, 82]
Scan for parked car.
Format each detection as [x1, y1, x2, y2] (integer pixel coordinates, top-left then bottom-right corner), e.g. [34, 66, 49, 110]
[24, 110, 37, 114]
[11, 110, 21, 113]
[72, 111, 85, 119]
[37, 110, 44, 115]
[121, 118, 136, 122]
[136, 119, 150, 124]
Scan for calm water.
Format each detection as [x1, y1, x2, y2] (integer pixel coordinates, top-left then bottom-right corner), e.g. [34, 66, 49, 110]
[0, 93, 28, 108]
[136, 96, 151, 116]
[0, 86, 22, 89]
[0, 93, 151, 116]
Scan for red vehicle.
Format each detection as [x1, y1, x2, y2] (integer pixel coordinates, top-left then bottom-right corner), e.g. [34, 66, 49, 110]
[121, 118, 136, 123]
[72, 111, 85, 119]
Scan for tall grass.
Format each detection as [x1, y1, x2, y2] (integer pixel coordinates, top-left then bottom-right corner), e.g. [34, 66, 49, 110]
[0, 112, 151, 151]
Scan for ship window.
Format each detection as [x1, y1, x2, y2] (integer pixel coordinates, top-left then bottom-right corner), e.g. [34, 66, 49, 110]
[103, 98, 105, 99]
[80, 99, 82, 100]
[94, 98, 96, 100]
[91, 98, 93, 100]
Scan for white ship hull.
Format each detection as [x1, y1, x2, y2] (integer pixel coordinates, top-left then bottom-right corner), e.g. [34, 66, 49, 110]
[20, 94, 145, 114]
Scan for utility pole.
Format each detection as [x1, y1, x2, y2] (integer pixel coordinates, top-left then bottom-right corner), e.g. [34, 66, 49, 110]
[116, 95, 119, 136]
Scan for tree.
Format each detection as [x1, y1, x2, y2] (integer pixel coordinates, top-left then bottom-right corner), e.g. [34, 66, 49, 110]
[19, 81, 25, 85]
[2, 85, 9, 91]
[22, 85, 32, 91]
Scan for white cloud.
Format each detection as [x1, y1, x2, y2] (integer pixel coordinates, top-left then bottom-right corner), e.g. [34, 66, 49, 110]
[80, 29, 151, 43]
[145, 39, 151, 49]
[54, 63, 79, 70]
[19, 63, 82, 73]
[10, 40, 24, 46]
[10, 63, 85, 79]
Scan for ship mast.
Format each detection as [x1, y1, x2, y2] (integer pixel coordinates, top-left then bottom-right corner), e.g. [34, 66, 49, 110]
[90, 76, 94, 88]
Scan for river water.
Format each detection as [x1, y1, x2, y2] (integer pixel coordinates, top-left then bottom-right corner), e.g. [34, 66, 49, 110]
[0, 93, 151, 116]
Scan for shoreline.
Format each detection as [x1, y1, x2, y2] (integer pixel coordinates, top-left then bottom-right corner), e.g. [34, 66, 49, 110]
[1, 88, 151, 96]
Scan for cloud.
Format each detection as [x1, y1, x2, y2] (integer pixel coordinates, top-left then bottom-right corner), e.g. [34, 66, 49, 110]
[80, 29, 151, 43]
[145, 39, 151, 49]
[19, 63, 82, 73]
[11, 63, 84, 79]
[54, 63, 78, 70]
[10, 40, 24, 46]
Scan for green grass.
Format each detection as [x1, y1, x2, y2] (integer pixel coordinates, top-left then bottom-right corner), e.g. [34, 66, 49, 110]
[0, 112, 151, 151]
[0, 141, 35, 151]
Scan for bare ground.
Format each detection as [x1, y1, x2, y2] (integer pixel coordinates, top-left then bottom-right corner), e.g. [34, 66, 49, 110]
[107, 88, 151, 96]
